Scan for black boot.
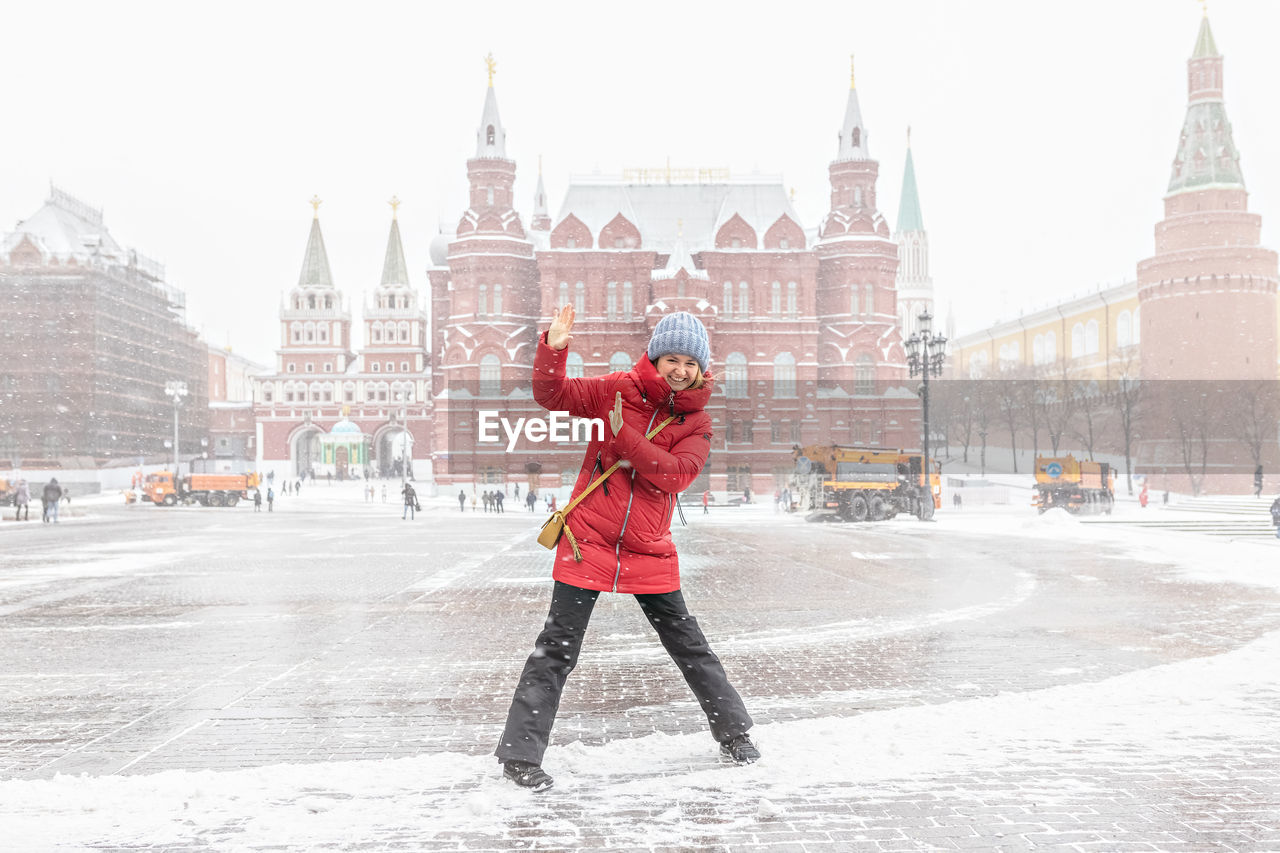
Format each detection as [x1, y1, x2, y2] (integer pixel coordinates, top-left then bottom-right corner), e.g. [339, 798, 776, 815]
[502, 760, 554, 792]
[719, 733, 761, 765]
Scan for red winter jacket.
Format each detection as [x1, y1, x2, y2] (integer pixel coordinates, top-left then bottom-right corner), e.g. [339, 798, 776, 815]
[533, 332, 713, 594]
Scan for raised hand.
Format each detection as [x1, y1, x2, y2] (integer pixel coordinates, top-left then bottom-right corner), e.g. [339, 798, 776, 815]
[609, 391, 624, 436]
[547, 304, 575, 350]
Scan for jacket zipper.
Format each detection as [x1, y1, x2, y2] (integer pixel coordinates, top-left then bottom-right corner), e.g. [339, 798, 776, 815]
[613, 409, 659, 592]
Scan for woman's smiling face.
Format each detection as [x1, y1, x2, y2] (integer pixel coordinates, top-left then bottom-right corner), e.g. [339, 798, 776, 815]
[655, 354, 700, 391]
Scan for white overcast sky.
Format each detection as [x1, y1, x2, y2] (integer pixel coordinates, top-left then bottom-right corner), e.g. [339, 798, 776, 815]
[3, 0, 1278, 366]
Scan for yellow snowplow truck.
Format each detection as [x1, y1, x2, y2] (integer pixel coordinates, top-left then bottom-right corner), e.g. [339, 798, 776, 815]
[1032, 455, 1114, 515]
[794, 444, 942, 522]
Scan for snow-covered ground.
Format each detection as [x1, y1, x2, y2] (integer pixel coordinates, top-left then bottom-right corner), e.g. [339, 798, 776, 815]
[1, 484, 1278, 850]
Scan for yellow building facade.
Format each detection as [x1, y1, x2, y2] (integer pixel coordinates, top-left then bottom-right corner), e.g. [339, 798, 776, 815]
[950, 282, 1141, 381]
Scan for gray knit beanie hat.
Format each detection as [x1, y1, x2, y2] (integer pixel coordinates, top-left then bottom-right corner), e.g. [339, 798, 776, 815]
[647, 312, 711, 372]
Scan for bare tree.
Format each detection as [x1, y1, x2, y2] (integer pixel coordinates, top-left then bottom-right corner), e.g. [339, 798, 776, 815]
[1219, 379, 1280, 478]
[1170, 386, 1220, 497]
[1042, 378, 1075, 457]
[1069, 374, 1103, 461]
[993, 368, 1025, 473]
[1111, 353, 1144, 496]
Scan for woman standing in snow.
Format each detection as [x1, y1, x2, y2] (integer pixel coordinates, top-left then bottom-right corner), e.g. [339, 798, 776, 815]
[495, 306, 758, 792]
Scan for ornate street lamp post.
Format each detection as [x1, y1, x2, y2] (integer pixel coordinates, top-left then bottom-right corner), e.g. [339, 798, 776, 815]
[163, 381, 188, 476]
[904, 311, 946, 516]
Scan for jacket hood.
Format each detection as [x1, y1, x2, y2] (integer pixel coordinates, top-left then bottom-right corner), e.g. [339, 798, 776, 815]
[631, 355, 714, 416]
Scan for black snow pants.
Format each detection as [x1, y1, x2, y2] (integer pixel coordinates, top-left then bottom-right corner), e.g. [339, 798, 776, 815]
[496, 580, 753, 765]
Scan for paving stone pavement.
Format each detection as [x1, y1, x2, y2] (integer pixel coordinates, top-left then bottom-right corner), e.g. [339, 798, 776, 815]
[1, 484, 1279, 851]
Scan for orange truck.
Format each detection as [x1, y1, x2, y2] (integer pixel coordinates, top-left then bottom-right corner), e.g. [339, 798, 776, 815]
[142, 471, 261, 507]
[1032, 455, 1114, 515]
[794, 444, 942, 521]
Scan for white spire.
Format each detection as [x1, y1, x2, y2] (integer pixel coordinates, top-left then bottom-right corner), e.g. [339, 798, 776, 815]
[836, 86, 870, 161]
[475, 86, 507, 159]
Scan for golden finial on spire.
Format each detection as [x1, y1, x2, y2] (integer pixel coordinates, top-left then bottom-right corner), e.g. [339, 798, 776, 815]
[850, 54, 856, 90]
[789, 187, 796, 201]
[1200, 0, 1207, 16]
[485, 52, 496, 87]
[677, 218, 684, 239]
[389, 195, 401, 220]
[309, 195, 322, 219]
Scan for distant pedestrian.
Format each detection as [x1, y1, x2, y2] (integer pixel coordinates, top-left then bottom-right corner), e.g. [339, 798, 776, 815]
[295, 479, 302, 496]
[1163, 490, 1169, 505]
[953, 492, 962, 509]
[471, 493, 477, 512]
[13, 479, 30, 521]
[283, 480, 290, 496]
[482, 491, 491, 513]
[495, 490, 505, 513]
[402, 482, 418, 520]
[514, 483, 520, 500]
[773, 489, 781, 513]
[1254, 465, 1264, 499]
[743, 486, 751, 504]
[526, 490, 536, 512]
[1270, 495, 1280, 528]
[268, 471, 275, 484]
[327, 471, 332, 486]
[266, 487, 275, 511]
[702, 489, 710, 514]
[1139, 482, 1149, 509]
[253, 488, 263, 512]
[782, 488, 791, 512]
[458, 489, 466, 512]
[42, 478, 63, 523]
[382, 484, 387, 503]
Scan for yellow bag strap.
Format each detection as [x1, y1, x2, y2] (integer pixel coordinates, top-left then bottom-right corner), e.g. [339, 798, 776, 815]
[561, 415, 676, 518]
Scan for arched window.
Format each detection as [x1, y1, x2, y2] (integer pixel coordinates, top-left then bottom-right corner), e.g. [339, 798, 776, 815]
[725, 352, 748, 398]
[492, 285, 502, 316]
[566, 352, 585, 379]
[371, 324, 381, 343]
[486, 125, 495, 145]
[1045, 331, 1057, 363]
[1085, 319, 1099, 354]
[854, 186, 863, 207]
[574, 281, 585, 313]
[622, 281, 633, 319]
[479, 354, 501, 396]
[308, 294, 316, 309]
[787, 281, 797, 317]
[606, 281, 617, 320]
[304, 321, 315, 342]
[478, 284, 488, 318]
[1033, 335, 1045, 366]
[291, 322, 302, 343]
[324, 296, 332, 309]
[739, 281, 750, 315]
[854, 354, 875, 395]
[852, 127, 861, 148]
[968, 351, 989, 379]
[263, 385, 274, 402]
[1071, 323, 1086, 358]
[1132, 307, 1141, 344]
[771, 281, 781, 314]
[722, 281, 734, 319]
[609, 351, 631, 373]
[864, 284, 874, 316]
[1117, 310, 1133, 348]
[559, 281, 568, 307]
[773, 352, 796, 398]
[398, 321, 409, 343]
[850, 287, 859, 317]
[371, 362, 380, 373]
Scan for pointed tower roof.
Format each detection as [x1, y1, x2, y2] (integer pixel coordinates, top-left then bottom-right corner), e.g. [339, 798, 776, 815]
[835, 55, 870, 161]
[475, 53, 508, 159]
[298, 196, 334, 288]
[1167, 14, 1243, 194]
[1193, 13, 1218, 57]
[896, 135, 924, 233]
[533, 171, 549, 219]
[379, 196, 410, 286]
